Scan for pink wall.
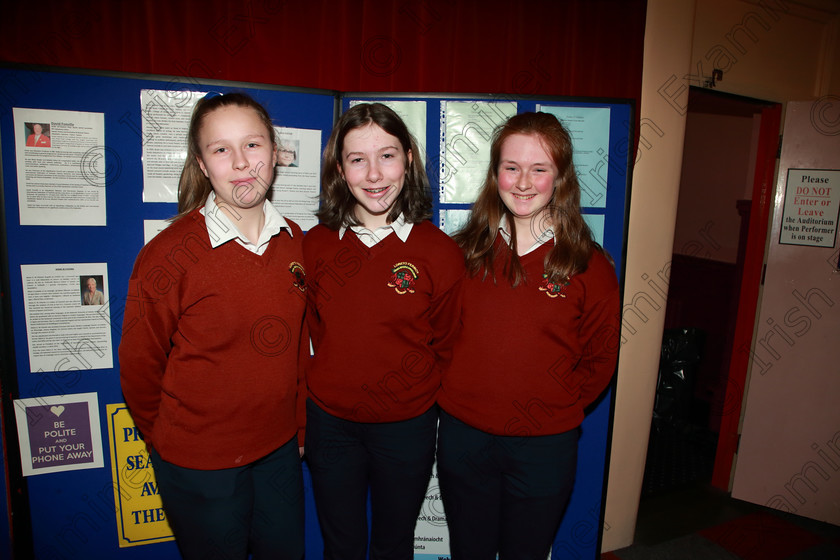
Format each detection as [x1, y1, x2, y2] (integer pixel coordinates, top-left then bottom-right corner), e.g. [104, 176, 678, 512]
[674, 111, 758, 263]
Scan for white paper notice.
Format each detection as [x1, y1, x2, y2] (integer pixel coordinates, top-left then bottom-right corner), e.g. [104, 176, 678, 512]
[271, 127, 321, 231]
[13, 108, 107, 226]
[141, 89, 206, 203]
[143, 219, 171, 245]
[779, 169, 840, 248]
[440, 209, 472, 236]
[414, 463, 449, 558]
[441, 101, 517, 204]
[21, 263, 113, 373]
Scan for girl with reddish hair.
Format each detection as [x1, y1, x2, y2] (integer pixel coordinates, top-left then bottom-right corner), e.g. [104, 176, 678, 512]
[438, 111, 621, 559]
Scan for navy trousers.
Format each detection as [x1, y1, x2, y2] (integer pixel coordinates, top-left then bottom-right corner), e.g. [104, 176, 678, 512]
[151, 437, 304, 560]
[305, 399, 437, 560]
[437, 410, 579, 560]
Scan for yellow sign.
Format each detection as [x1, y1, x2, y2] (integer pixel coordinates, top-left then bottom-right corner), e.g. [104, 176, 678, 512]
[106, 403, 175, 547]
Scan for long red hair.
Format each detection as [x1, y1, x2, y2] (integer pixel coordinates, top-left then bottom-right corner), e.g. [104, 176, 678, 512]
[454, 112, 600, 286]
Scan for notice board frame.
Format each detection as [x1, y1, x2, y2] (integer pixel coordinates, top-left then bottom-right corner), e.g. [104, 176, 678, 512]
[0, 65, 633, 559]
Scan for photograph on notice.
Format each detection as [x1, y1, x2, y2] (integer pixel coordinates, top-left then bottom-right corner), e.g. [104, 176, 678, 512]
[80, 275, 105, 306]
[277, 138, 300, 167]
[24, 122, 51, 147]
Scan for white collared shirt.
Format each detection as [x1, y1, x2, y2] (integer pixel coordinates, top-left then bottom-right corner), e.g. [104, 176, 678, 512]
[339, 213, 413, 248]
[498, 215, 555, 256]
[201, 192, 292, 255]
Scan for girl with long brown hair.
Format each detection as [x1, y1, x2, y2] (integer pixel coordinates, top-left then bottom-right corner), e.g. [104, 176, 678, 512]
[303, 102, 464, 559]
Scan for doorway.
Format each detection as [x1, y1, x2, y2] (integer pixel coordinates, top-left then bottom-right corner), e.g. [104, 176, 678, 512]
[639, 87, 780, 513]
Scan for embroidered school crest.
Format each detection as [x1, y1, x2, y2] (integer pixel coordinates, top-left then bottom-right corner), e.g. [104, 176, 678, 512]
[388, 262, 419, 295]
[289, 262, 306, 292]
[539, 274, 570, 298]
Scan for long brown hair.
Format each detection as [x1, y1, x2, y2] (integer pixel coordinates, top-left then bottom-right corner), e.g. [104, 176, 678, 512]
[174, 92, 277, 220]
[317, 103, 431, 229]
[455, 112, 598, 286]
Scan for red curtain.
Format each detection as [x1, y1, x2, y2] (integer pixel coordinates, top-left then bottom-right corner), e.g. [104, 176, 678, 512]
[1, 0, 645, 103]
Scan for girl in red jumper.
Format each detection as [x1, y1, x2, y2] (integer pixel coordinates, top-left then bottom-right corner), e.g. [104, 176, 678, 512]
[119, 93, 306, 560]
[303, 103, 464, 560]
[438, 112, 621, 559]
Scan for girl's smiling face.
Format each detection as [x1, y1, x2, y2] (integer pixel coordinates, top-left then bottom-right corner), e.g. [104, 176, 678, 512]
[340, 123, 411, 229]
[497, 133, 558, 232]
[196, 105, 276, 217]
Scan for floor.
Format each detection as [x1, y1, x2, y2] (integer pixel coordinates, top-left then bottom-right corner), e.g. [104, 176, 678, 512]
[600, 423, 840, 559]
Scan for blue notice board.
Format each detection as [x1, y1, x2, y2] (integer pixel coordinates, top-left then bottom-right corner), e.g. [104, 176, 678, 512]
[0, 66, 631, 559]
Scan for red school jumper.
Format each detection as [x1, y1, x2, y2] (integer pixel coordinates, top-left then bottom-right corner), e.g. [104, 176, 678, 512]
[439, 235, 621, 437]
[303, 221, 464, 423]
[118, 208, 308, 470]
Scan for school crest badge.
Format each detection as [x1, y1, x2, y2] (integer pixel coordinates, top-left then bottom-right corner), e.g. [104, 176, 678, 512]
[289, 262, 306, 292]
[539, 274, 570, 298]
[388, 262, 419, 295]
